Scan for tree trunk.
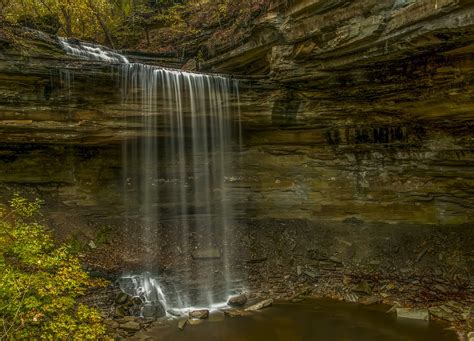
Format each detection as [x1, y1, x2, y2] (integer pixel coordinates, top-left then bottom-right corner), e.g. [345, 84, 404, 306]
[87, 0, 115, 48]
[145, 27, 150, 47]
[60, 7, 72, 36]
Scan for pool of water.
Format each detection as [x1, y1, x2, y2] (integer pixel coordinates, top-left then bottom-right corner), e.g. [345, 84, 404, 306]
[133, 299, 457, 341]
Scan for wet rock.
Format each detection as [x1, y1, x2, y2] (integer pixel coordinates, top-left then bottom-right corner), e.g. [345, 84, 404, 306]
[353, 281, 372, 295]
[344, 293, 359, 303]
[117, 316, 138, 323]
[245, 298, 273, 311]
[189, 309, 209, 319]
[307, 250, 329, 261]
[178, 319, 187, 331]
[182, 58, 197, 71]
[429, 306, 457, 322]
[416, 248, 429, 262]
[224, 309, 252, 318]
[115, 292, 130, 305]
[359, 296, 381, 306]
[396, 308, 430, 321]
[115, 306, 126, 318]
[289, 287, 312, 300]
[291, 298, 304, 303]
[433, 284, 448, 294]
[400, 268, 412, 274]
[303, 269, 319, 278]
[141, 302, 166, 319]
[227, 294, 248, 307]
[120, 321, 141, 332]
[342, 276, 352, 286]
[386, 304, 400, 314]
[105, 320, 120, 330]
[444, 301, 464, 314]
[132, 296, 142, 306]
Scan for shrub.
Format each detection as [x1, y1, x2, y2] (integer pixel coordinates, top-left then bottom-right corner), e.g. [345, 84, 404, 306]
[0, 194, 107, 340]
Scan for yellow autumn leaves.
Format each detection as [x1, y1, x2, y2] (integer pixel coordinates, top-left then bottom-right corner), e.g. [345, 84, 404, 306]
[0, 194, 107, 339]
[3, 0, 117, 44]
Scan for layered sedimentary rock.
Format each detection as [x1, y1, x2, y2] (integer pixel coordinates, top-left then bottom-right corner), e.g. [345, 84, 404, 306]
[203, 0, 474, 226]
[0, 0, 473, 284]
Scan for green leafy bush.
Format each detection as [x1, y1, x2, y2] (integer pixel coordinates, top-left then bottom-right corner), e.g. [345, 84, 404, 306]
[0, 194, 107, 340]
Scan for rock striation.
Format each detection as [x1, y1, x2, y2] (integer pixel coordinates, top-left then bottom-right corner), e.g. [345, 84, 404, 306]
[202, 0, 474, 226]
[0, 0, 472, 296]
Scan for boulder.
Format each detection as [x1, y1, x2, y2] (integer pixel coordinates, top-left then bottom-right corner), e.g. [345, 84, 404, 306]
[344, 293, 359, 303]
[115, 292, 130, 305]
[189, 309, 209, 319]
[114, 306, 126, 318]
[141, 302, 166, 319]
[120, 321, 141, 332]
[178, 319, 188, 331]
[105, 320, 120, 330]
[359, 296, 381, 306]
[224, 309, 252, 318]
[428, 306, 457, 322]
[245, 298, 273, 311]
[353, 281, 372, 295]
[396, 308, 430, 321]
[227, 294, 248, 307]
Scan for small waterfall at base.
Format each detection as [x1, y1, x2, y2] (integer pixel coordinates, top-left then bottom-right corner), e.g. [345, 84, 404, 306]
[59, 39, 243, 315]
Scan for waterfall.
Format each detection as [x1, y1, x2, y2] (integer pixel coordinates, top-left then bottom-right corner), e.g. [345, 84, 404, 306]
[59, 37, 129, 63]
[60, 39, 242, 313]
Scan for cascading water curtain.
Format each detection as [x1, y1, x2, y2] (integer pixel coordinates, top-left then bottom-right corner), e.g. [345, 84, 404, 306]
[120, 63, 241, 309]
[58, 37, 243, 310]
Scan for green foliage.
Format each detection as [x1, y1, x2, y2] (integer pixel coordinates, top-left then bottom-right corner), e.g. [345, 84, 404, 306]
[3, 0, 117, 44]
[0, 194, 107, 340]
[2, 0, 272, 50]
[134, 0, 272, 54]
[17, 13, 61, 34]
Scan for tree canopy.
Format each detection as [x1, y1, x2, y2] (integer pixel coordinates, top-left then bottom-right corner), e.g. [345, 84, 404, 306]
[1, 0, 182, 45]
[1, 0, 272, 52]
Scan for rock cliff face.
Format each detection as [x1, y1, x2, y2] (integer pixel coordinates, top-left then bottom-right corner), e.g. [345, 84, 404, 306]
[0, 0, 473, 284]
[203, 0, 474, 226]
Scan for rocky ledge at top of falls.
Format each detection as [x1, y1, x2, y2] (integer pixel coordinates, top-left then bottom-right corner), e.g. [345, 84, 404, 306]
[201, 0, 474, 81]
[0, 1, 473, 143]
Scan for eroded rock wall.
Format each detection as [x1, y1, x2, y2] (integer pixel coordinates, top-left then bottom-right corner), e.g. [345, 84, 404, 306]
[0, 0, 472, 287]
[211, 0, 474, 226]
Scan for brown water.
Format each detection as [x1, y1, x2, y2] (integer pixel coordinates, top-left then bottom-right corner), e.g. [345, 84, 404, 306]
[134, 299, 457, 341]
